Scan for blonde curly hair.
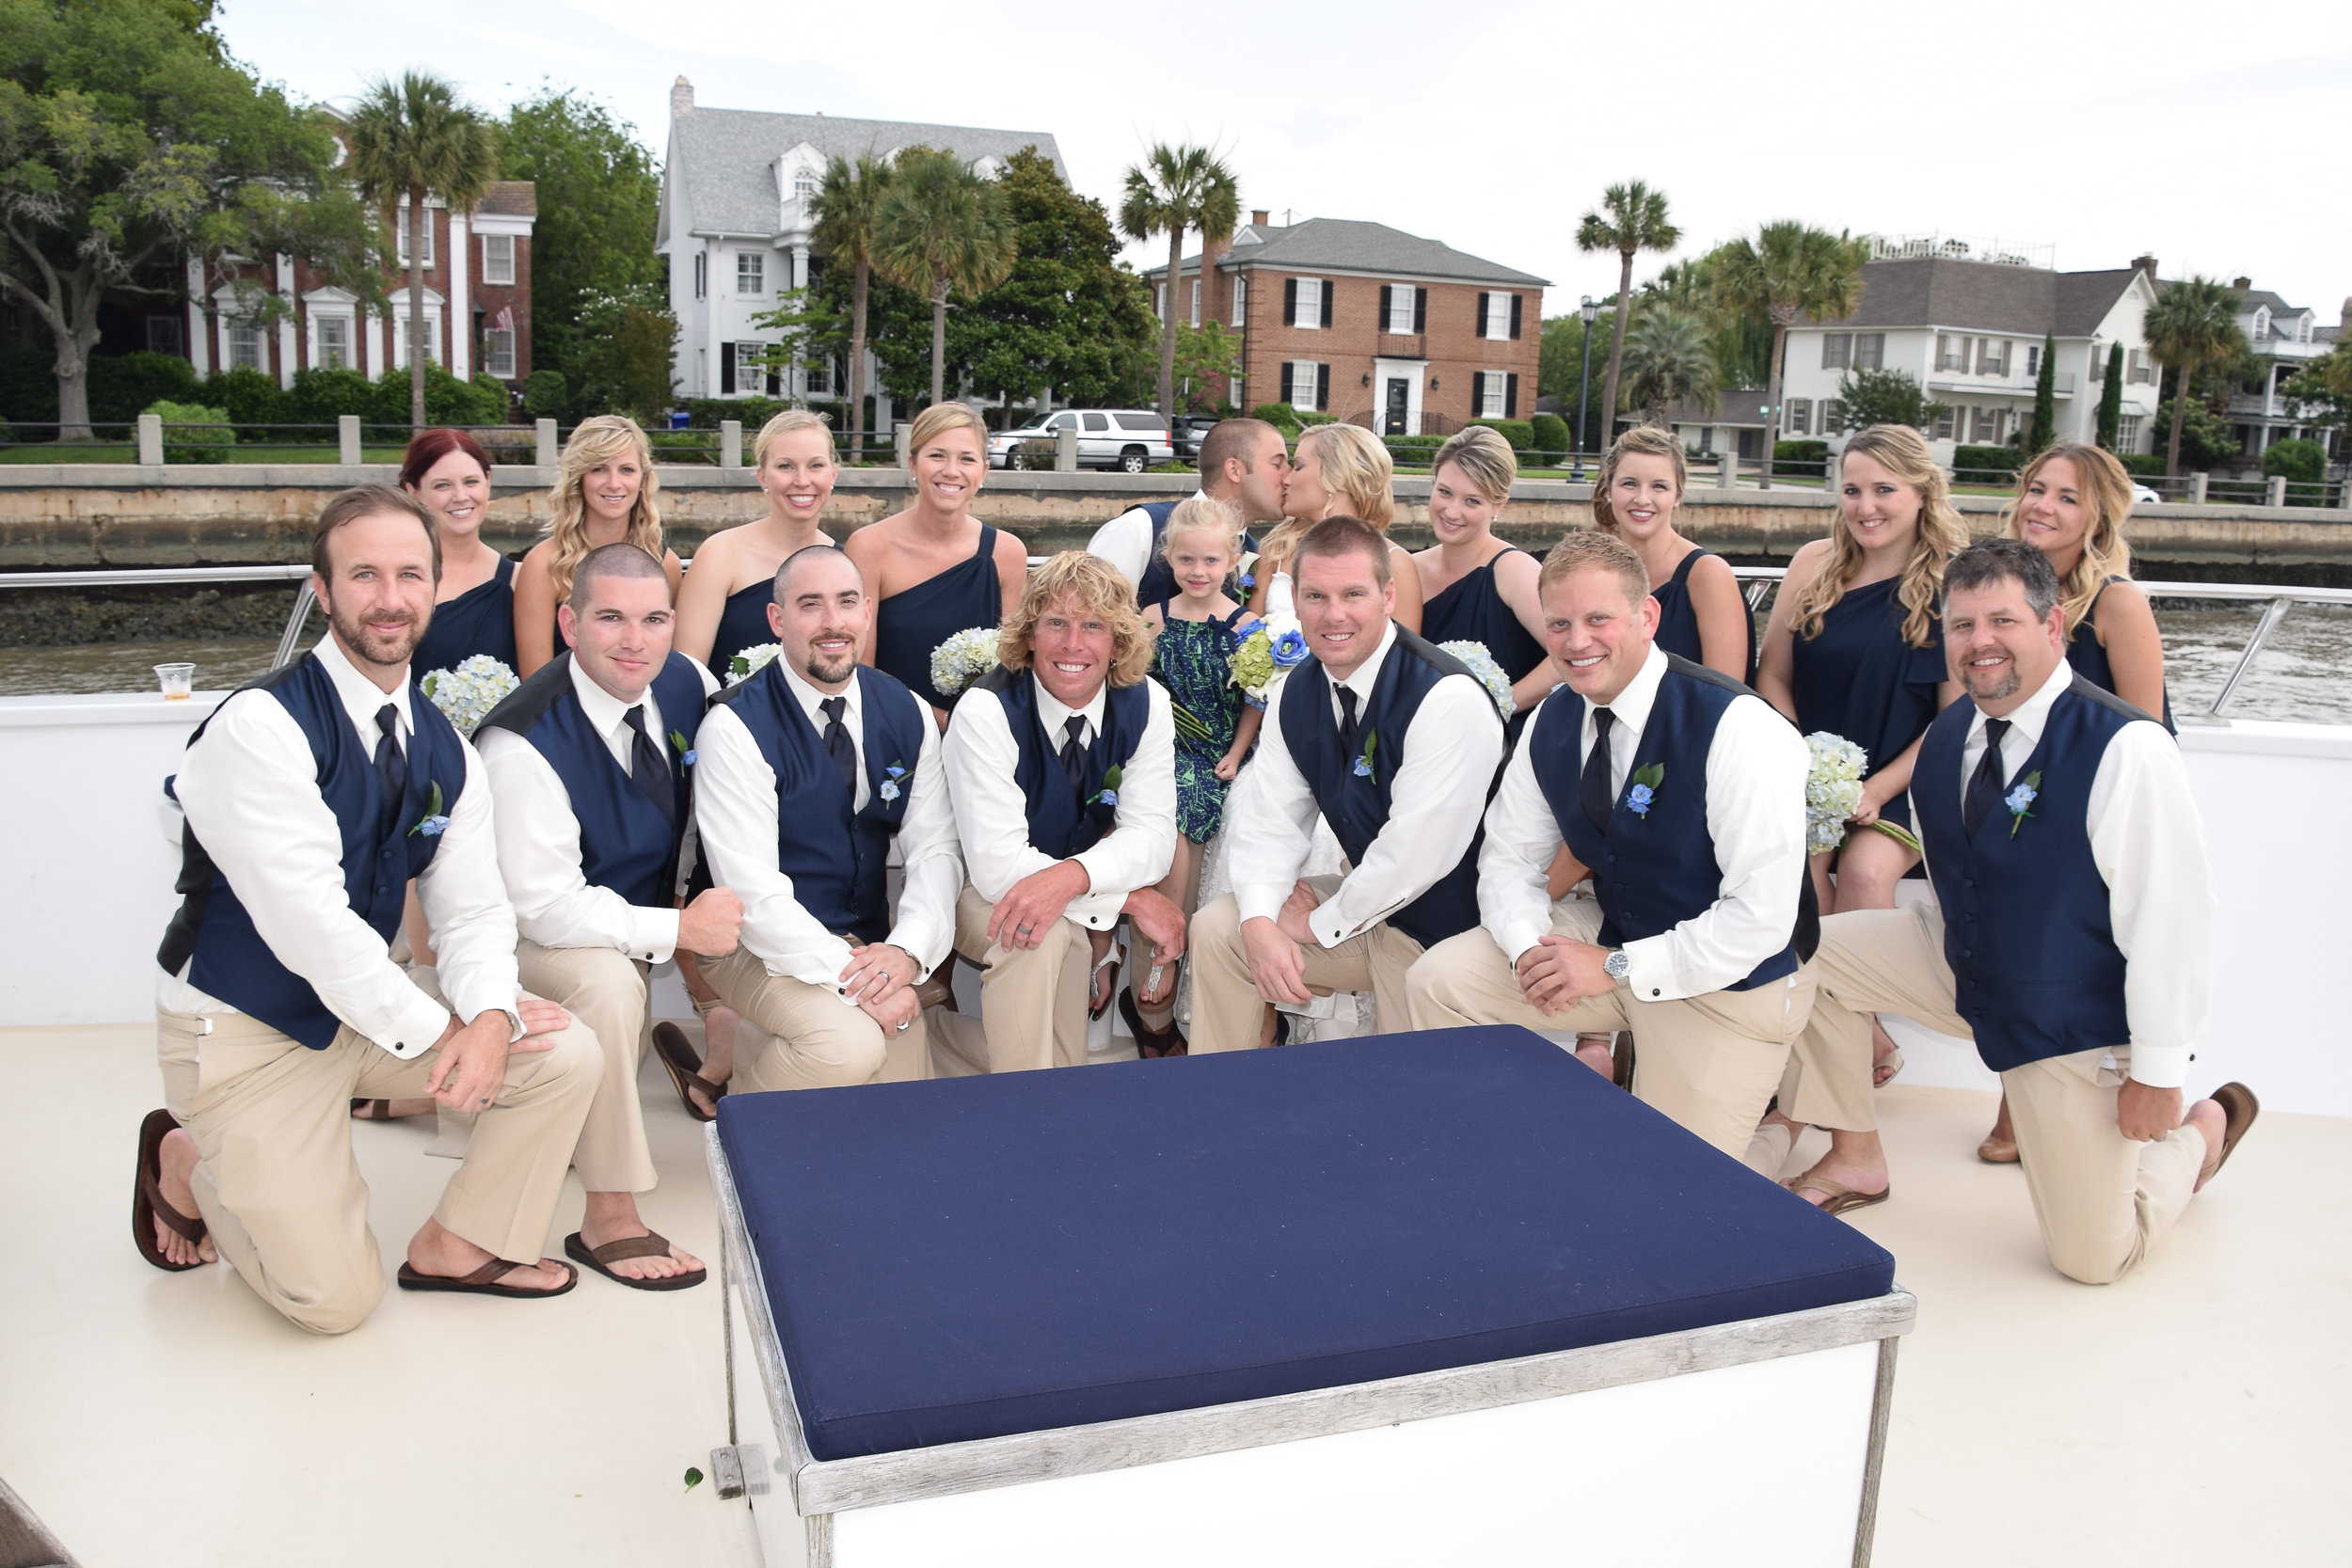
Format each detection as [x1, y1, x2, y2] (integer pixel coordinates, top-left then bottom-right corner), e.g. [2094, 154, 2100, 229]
[995, 550, 1157, 688]
[544, 415, 663, 606]
[1999, 442, 2137, 638]
[1788, 423, 1965, 649]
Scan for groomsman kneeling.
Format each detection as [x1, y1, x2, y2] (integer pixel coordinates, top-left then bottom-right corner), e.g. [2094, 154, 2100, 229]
[690, 546, 961, 1091]
[135, 485, 600, 1330]
[943, 551, 1184, 1070]
[1193, 516, 1504, 1050]
[1406, 530, 1816, 1162]
[1787, 539, 2254, 1281]
[473, 543, 743, 1290]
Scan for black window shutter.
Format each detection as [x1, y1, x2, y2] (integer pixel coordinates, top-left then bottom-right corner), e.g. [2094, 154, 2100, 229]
[1316, 362, 1330, 412]
[1380, 283, 1393, 327]
[1319, 280, 1333, 328]
[1283, 277, 1297, 326]
[720, 343, 736, 394]
[1471, 371, 1486, 415]
[1510, 294, 1523, 340]
[1505, 372, 1520, 419]
[1476, 293, 1490, 338]
[1414, 287, 1427, 332]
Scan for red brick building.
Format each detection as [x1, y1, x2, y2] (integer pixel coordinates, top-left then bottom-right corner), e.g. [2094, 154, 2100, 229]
[1146, 214, 1547, 435]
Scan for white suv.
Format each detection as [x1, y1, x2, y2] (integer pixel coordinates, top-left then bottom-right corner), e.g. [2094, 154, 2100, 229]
[989, 409, 1174, 473]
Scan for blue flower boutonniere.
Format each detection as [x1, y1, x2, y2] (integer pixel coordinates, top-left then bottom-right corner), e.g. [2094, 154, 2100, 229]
[408, 782, 450, 837]
[1352, 731, 1379, 783]
[878, 761, 908, 804]
[1626, 763, 1664, 818]
[2006, 770, 2042, 838]
[670, 730, 696, 768]
[1087, 764, 1123, 810]
[1270, 628, 1310, 670]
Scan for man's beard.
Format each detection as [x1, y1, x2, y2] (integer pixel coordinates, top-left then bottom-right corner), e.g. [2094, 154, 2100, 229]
[802, 644, 857, 687]
[1964, 658, 2022, 704]
[325, 596, 424, 671]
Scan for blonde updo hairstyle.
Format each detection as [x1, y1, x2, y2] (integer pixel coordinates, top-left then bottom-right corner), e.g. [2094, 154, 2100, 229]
[1590, 424, 1688, 534]
[1261, 421, 1396, 582]
[754, 407, 835, 467]
[1431, 424, 1518, 511]
[1999, 442, 2137, 637]
[544, 414, 662, 606]
[906, 401, 990, 467]
[1788, 423, 1966, 650]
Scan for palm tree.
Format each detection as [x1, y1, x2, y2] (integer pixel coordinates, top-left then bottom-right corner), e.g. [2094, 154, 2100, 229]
[810, 153, 892, 459]
[2142, 277, 2247, 478]
[344, 73, 499, 430]
[1622, 307, 1721, 430]
[1575, 182, 1680, 442]
[872, 148, 1016, 408]
[1708, 222, 1870, 488]
[1118, 144, 1241, 420]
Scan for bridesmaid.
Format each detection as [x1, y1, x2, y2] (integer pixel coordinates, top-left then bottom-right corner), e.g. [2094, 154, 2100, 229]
[677, 409, 838, 679]
[846, 403, 1028, 728]
[402, 428, 516, 677]
[1756, 422, 1965, 1209]
[1249, 422, 1422, 632]
[513, 415, 683, 677]
[1590, 425, 1753, 681]
[1412, 425, 1549, 721]
[1970, 441, 2176, 1164]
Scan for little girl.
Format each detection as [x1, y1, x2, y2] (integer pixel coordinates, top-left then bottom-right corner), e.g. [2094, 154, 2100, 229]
[1101, 496, 1263, 1055]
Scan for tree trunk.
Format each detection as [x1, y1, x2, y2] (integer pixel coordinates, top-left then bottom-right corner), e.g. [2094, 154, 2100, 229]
[1158, 224, 1184, 419]
[849, 259, 870, 460]
[1599, 249, 1634, 444]
[406, 186, 428, 430]
[1760, 318, 1789, 491]
[929, 274, 948, 407]
[52, 293, 102, 444]
[2164, 365, 2187, 478]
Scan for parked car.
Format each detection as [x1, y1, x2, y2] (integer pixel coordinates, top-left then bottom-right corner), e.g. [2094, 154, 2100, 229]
[1172, 415, 1220, 463]
[2131, 482, 2162, 505]
[989, 409, 1174, 473]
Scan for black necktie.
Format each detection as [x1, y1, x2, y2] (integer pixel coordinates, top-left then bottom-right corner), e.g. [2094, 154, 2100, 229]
[1963, 718, 2012, 840]
[1580, 707, 1616, 834]
[1336, 686, 1360, 761]
[373, 704, 406, 838]
[820, 695, 859, 802]
[621, 705, 675, 828]
[1059, 715, 1090, 800]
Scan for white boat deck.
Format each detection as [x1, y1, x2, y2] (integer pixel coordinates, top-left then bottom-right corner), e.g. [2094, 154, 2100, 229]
[2, 1020, 2340, 1567]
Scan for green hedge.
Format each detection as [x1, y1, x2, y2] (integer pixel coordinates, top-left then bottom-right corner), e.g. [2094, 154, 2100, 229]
[146, 400, 235, 463]
[1383, 435, 1444, 464]
[1951, 443, 2020, 476]
[1529, 413, 1570, 462]
[1773, 438, 1830, 476]
[2116, 452, 2167, 477]
[1470, 418, 1535, 451]
[524, 371, 567, 419]
[2262, 437, 2326, 485]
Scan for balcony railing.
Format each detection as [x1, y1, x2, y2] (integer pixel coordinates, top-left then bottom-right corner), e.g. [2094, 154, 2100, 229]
[1374, 332, 1427, 359]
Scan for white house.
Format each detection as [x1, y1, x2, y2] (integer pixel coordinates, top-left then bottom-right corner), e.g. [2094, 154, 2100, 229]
[1780, 245, 2162, 462]
[656, 78, 1067, 423]
[2208, 278, 2343, 464]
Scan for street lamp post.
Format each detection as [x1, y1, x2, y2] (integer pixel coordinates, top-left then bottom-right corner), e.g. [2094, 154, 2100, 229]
[1573, 294, 1600, 481]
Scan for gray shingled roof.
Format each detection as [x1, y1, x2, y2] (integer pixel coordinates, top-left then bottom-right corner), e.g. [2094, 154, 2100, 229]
[1663, 388, 1771, 428]
[1148, 217, 1547, 287]
[475, 181, 536, 218]
[1802, 258, 2138, 337]
[666, 108, 1065, 238]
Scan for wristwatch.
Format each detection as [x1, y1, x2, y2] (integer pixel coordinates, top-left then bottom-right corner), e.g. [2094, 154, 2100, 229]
[1601, 949, 1630, 983]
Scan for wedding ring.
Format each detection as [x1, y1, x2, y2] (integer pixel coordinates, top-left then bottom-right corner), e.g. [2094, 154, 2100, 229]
[1016, 924, 1034, 935]
[476, 1097, 491, 1107]
[895, 1019, 911, 1033]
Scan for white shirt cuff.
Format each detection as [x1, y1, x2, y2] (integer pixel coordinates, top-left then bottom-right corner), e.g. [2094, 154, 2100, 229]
[1619, 935, 1681, 1003]
[2124, 1043, 2190, 1090]
[1493, 914, 1551, 971]
[1234, 884, 1286, 928]
[628, 907, 681, 966]
[1309, 900, 1360, 950]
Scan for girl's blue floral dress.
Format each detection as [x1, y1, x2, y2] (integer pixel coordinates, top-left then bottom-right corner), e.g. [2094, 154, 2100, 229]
[1150, 596, 1254, 844]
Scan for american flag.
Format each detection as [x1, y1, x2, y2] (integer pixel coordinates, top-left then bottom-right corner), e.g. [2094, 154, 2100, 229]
[494, 306, 514, 334]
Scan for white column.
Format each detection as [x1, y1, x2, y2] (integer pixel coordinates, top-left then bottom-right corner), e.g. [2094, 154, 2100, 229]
[448, 212, 471, 378]
[274, 254, 297, 388]
[705, 238, 723, 399]
[184, 258, 210, 376]
[357, 304, 371, 379]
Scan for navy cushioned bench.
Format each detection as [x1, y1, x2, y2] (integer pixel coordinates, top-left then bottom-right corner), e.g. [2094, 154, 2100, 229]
[715, 1025, 1895, 1463]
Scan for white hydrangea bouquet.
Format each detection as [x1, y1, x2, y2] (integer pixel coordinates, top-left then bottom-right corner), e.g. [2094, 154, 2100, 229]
[929, 626, 1000, 698]
[1804, 731, 1921, 854]
[1229, 612, 1310, 709]
[1437, 640, 1515, 721]
[726, 643, 782, 686]
[420, 655, 518, 737]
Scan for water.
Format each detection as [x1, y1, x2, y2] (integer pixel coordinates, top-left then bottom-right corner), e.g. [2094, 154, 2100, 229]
[3, 607, 2349, 724]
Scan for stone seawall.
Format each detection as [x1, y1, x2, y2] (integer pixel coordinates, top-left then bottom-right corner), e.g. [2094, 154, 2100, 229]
[2, 465, 2348, 576]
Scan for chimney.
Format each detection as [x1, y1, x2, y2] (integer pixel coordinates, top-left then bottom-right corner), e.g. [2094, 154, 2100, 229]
[671, 76, 695, 119]
[2130, 254, 2157, 280]
[2232, 276, 2252, 292]
[1250, 209, 1269, 228]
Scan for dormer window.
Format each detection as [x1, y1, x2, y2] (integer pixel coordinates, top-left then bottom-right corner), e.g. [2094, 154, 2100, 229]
[2252, 307, 2270, 340]
[794, 168, 817, 202]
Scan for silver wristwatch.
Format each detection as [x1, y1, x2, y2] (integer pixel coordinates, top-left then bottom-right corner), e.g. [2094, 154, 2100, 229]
[1602, 949, 1630, 982]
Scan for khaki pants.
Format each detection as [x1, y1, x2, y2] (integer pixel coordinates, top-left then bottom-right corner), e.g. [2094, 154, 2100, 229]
[516, 941, 655, 1195]
[1799, 906, 2205, 1284]
[1188, 878, 1426, 1056]
[1404, 898, 1812, 1163]
[705, 946, 897, 1093]
[154, 971, 600, 1337]
[953, 884, 1095, 1072]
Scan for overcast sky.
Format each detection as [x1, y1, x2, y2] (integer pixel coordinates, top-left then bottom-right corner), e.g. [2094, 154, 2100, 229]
[218, 0, 2350, 323]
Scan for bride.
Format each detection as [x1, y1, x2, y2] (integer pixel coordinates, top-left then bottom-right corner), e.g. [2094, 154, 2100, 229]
[1248, 422, 1422, 632]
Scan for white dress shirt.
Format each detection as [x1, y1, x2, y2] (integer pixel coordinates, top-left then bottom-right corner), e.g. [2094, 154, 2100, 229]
[475, 655, 720, 964]
[157, 636, 521, 1057]
[1085, 491, 1207, 588]
[693, 659, 962, 997]
[1223, 621, 1503, 948]
[1937, 657, 2215, 1088]
[944, 673, 1178, 930]
[1480, 644, 1808, 1001]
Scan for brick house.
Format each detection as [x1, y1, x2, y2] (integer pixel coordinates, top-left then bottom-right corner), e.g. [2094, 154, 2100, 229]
[180, 180, 538, 390]
[1145, 213, 1546, 435]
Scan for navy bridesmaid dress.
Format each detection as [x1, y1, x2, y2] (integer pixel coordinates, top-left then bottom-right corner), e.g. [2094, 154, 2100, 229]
[411, 555, 517, 676]
[871, 525, 1007, 712]
[707, 579, 777, 678]
[1788, 575, 1946, 832]
[2067, 577, 2175, 733]
[1421, 546, 1548, 738]
[1651, 547, 1756, 683]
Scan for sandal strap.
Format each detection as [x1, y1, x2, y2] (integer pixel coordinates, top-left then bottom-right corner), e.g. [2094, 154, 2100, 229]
[458, 1256, 532, 1287]
[139, 1167, 208, 1243]
[586, 1233, 675, 1265]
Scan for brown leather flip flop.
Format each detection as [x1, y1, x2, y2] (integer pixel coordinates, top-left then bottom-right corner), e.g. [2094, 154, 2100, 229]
[1782, 1173, 1891, 1216]
[395, 1257, 577, 1298]
[652, 1022, 728, 1123]
[133, 1108, 209, 1272]
[564, 1230, 707, 1291]
[2197, 1082, 2260, 1191]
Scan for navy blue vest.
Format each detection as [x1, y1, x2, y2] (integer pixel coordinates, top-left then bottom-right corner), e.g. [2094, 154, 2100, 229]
[714, 660, 930, 942]
[1277, 627, 1492, 950]
[1132, 499, 1260, 606]
[157, 654, 469, 1049]
[1528, 655, 1806, 991]
[971, 665, 1151, 862]
[1912, 675, 2145, 1070]
[477, 651, 707, 911]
